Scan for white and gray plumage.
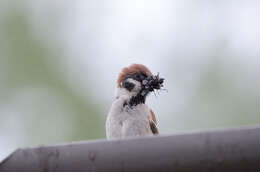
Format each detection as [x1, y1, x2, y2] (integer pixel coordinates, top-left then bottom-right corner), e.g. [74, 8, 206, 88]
[106, 64, 164, 139]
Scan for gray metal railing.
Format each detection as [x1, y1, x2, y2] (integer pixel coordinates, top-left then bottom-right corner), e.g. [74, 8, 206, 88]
[1, 126, 260, 172]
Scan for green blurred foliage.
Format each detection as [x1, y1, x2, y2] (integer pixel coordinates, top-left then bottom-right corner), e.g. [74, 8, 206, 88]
[1, 1, 260, 157]
[0, 3, 105, 148]
[181, 53, 260, 130]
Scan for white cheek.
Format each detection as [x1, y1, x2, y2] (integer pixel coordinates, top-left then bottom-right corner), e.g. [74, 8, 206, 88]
[133, 81, 141, 92]
[127, 78, 141, 94]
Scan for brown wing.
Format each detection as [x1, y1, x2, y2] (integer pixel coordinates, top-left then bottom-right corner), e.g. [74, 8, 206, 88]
[149, 109, 159, 134]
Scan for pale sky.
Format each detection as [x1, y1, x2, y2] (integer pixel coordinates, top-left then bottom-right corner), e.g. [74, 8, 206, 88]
[1, 0, 260, 161]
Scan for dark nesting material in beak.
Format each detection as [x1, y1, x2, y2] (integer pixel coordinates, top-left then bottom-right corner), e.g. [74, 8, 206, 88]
[141, 73, 164, 96]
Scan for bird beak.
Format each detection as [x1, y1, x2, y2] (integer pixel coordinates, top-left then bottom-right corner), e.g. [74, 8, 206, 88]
[141, 74, 164, 96]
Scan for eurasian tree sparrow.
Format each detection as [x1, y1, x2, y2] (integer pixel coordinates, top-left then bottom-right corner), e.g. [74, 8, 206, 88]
[106, 64, 164, 139]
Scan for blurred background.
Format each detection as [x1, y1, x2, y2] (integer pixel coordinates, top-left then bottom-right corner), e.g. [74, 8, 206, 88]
[1, 0, 260, 161]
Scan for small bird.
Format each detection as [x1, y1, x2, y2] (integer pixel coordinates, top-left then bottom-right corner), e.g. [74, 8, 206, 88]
[106, 64, 164, 139]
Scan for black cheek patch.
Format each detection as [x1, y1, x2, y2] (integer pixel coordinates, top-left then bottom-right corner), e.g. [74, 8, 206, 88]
[122, 81, 135, 92]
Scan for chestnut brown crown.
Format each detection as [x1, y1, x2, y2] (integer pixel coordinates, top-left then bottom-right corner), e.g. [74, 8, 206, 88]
[117, 64, 152, 87]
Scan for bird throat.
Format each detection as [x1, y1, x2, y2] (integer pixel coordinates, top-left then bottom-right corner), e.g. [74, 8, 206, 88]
[124, 93, 146, 107]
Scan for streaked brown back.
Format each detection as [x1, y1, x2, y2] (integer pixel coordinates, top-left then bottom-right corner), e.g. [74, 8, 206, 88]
[149, 109, 159, 134]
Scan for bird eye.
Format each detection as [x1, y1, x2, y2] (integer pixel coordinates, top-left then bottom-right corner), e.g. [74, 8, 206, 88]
[136, 74, 141, 79]
[134, 73, 145, 81]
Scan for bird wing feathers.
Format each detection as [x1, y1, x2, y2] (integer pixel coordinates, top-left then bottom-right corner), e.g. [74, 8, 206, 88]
[149, 109, 159, 134]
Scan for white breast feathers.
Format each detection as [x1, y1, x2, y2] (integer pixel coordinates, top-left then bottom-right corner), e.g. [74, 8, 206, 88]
[106, 95, 153, 139]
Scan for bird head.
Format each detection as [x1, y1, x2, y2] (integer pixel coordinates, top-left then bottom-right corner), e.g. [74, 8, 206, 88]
[116, 64, 164, 106]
